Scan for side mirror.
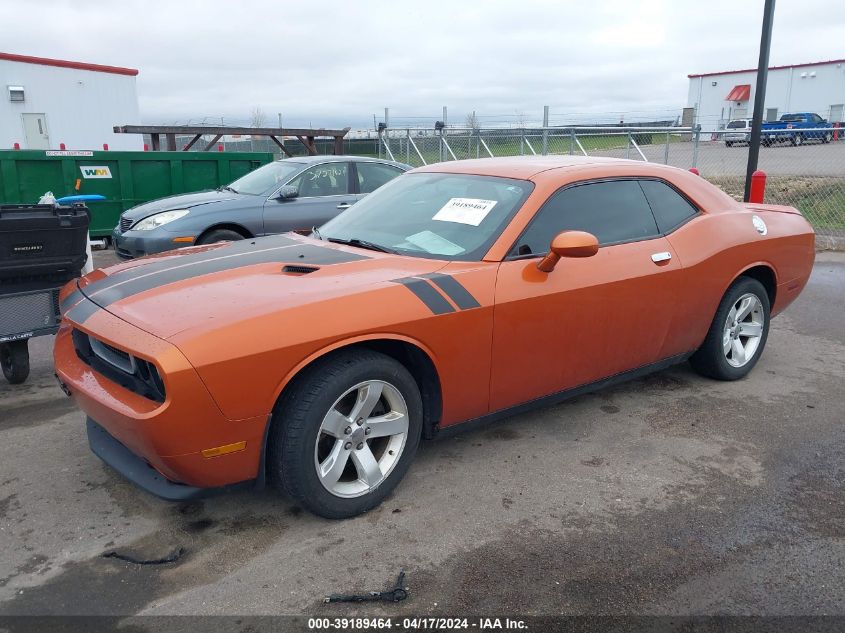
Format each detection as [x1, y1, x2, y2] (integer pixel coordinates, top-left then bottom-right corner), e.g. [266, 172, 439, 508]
[537, 230, 599, 273]
[277, 185, 299, 200]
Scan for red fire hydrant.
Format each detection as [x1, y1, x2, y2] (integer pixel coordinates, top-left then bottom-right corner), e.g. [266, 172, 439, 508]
[749, 170, 767, 203]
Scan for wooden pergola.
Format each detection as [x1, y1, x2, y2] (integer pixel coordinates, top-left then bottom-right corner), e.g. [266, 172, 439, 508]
[112, 125, 351, 156]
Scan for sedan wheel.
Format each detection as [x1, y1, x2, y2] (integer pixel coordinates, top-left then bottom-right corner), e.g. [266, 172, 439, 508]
[690, 276, 771, 381]
[268, 349, 422, 519]
[722, 293, 765, 368]
[314, 380, 409, 498]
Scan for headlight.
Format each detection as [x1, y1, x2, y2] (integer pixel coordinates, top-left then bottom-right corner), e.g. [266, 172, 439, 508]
[132, 209, 189, 231]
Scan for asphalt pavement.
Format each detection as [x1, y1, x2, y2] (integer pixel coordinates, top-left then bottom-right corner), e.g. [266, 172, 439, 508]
[0, 251, 843, 620]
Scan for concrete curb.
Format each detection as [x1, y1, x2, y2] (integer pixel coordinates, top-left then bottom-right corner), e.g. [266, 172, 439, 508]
[816, 233, 845, 252]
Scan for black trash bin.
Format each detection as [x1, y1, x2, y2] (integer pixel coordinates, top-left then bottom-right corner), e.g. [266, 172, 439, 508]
[0, 203, 89, 384]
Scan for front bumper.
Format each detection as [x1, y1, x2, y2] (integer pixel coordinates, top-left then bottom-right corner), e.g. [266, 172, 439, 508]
[54, 303, 268, 493]
[724, 134, 750, 142]
[112, 228, 194, 260]
[87, 417, 210, 500]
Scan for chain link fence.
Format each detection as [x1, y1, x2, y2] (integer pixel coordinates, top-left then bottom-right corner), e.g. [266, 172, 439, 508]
[376, 126, 845, 235]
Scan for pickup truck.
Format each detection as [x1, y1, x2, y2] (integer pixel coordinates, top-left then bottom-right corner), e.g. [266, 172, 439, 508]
[761, 113, 834, 146]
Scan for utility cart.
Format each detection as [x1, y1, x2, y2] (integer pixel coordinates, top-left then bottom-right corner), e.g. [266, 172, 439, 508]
[0, 203, 89, 384]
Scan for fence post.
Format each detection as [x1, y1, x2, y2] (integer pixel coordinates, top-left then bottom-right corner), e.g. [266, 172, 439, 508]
[406, 129, 411, 164]
[664, 131, 670, 164]
[626, 132, 631, 159]
[542, 106, 549, 155]
[569, 129, 575, 155]
[692, 125, 701, 168]
[520, 129, 525, 156]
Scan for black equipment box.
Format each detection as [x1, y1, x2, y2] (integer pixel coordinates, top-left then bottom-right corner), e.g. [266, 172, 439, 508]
[0, 203, 90, 286]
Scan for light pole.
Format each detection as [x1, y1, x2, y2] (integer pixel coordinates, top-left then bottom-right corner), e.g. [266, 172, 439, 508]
[744, 0, 776, 202]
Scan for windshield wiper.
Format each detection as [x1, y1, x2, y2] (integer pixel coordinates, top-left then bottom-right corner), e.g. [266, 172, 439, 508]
[327, 237, 397, 254]
[311, 226, 324, 241]
[218, 185, 238, 193]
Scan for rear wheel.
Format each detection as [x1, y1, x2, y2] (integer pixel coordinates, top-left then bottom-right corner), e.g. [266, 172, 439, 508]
[725, 141, 733, 147]
[689, 277, 770, 381]
[268, 349, 423, 519]
[792, 134, 803, 146]
[823, 131, 833, 144]
[196, 229, 245, 245]
[1, 340, 30, 385]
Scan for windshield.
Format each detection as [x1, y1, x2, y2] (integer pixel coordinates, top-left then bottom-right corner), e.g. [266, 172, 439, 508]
[727, 120, 748, 129]
[319, 173, 534, 261]
[227, 160, 305, 196]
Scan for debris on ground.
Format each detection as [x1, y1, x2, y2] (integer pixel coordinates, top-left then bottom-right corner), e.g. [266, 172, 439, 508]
[325, 570, 408, 603]
[102, 546, 185, 565]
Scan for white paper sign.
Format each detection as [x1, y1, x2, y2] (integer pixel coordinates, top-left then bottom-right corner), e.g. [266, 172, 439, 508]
[432, 198, 497, 226]
[405, 230, 464, 255]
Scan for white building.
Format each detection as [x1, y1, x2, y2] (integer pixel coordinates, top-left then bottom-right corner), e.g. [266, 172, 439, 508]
[0, 52, 141, 150]
[687, 58, 845, 130]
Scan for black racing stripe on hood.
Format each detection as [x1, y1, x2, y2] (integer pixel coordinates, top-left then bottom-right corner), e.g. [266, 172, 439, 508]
[65, 296, 100, 324]
[60, 288, 85, 314]
[84, 242, 369, 309]
[82, 234, 301, 297]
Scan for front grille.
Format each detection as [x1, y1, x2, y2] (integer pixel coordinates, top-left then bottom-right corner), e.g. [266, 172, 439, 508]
[72, 329, 166, 402]
[119, 217, 133, 233]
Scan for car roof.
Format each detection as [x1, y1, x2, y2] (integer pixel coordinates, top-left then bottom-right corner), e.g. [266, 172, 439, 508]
[280, 155, 409, 169]
[411, 155, 654, 179]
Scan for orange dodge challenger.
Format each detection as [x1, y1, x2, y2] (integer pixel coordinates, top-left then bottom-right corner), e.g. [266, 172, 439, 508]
[54, 157, 815, 518]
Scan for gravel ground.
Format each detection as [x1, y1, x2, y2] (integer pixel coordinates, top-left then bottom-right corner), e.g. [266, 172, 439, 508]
[0, 250, 843, 622]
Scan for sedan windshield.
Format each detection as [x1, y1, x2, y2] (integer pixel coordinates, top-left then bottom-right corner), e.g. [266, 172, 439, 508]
[227, 160, 305, 196]
[319, 173, 533, 261]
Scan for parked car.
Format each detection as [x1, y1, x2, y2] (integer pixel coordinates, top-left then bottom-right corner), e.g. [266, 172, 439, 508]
[761, 113, 834, 146]
[112, 156, 410, 259]
[723, 119, 752, 146]
[56, 156, 815, 519]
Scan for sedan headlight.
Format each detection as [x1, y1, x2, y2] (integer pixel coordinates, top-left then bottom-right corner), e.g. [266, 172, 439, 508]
[132, 209, 190, 231]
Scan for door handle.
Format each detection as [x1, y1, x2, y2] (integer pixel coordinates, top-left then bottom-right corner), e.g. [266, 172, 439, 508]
[651, 252, 672, 263]
[336, 203, 351, 210]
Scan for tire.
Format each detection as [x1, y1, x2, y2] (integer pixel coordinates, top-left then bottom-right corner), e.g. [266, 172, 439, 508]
[725, 141, 733, 148]
[268, 349, 423, 519]
[823, 131, 832, 144]
[792, 134, 803, 147]
[196, 229, 245, 245]
[689, 277, 771, 381]
[1, 340, 30, 385]
[762, 139, 771, 147]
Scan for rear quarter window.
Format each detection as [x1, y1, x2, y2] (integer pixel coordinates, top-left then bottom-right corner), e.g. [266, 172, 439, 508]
[639, 180, 699, 233]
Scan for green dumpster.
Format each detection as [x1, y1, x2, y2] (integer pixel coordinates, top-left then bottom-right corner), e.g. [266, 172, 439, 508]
[0, 150, 274, 238]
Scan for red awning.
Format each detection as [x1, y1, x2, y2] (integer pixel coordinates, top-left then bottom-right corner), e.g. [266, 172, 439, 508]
[725, 84, 751, 101]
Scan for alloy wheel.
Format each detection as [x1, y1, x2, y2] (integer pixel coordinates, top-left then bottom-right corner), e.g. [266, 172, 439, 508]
[722, 293, 765, 368]
[314, 380, 409, 498]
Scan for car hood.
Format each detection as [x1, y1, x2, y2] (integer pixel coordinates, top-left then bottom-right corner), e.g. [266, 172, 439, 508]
[121, 190, 244, 222]
[74, 233, 447, 340]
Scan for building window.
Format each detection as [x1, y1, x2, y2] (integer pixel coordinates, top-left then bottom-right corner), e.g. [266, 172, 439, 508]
[8, 85, 24, 102]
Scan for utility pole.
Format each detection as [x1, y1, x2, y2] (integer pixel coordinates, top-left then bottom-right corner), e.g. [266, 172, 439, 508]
[744, 0, 776, 202]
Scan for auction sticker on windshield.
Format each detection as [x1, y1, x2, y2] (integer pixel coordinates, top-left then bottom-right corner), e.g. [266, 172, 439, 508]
[433, 198, 497, 226]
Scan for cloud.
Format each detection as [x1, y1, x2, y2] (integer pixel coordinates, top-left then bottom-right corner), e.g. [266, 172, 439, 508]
[1, 0, 843, 128]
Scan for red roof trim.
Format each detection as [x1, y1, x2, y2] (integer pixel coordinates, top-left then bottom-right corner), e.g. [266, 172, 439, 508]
[0, 52, 138, 76]
[688, 58, 845, 79]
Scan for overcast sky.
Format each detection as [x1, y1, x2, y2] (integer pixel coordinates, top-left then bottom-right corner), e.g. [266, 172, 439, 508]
[1, 0, 843, 128]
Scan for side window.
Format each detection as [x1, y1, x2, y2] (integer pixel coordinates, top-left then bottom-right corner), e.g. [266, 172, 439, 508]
[513, 180, 659, 256]
[639, 180, 698, 233]
[287, 163, 349, 197]
[357, 162, 404, 194]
